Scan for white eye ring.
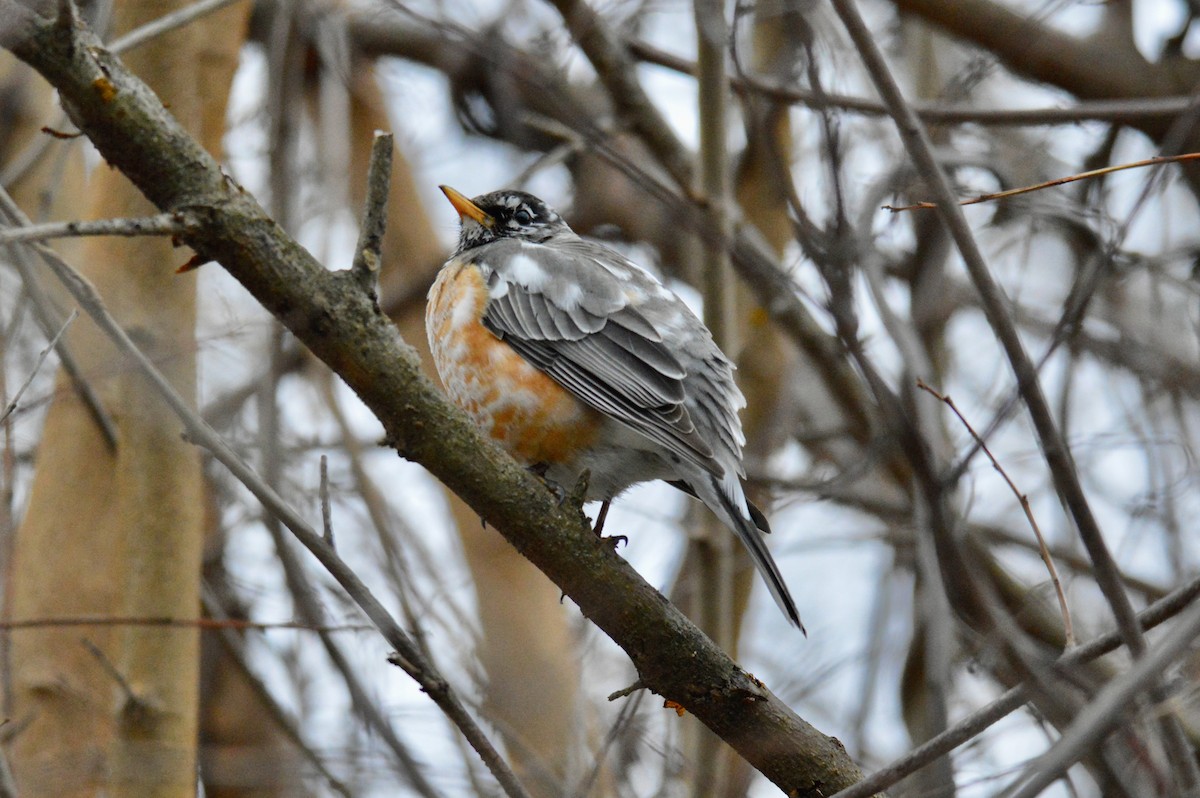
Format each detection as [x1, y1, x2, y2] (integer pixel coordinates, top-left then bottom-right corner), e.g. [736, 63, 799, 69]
[514, 209, 533, 225]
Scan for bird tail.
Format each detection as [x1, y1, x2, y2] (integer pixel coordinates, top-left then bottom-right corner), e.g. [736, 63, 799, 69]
[688, 472, 805, 634]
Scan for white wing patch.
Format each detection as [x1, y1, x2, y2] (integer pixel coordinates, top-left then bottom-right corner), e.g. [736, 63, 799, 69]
[507, 252, 549, 287]
[556, 280, 583, 308]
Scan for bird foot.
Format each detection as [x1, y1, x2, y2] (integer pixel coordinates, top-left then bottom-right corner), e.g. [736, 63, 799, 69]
[590, 499, 625, 547]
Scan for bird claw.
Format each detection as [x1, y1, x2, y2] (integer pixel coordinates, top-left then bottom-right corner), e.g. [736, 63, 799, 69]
[599, 533, 628, 550]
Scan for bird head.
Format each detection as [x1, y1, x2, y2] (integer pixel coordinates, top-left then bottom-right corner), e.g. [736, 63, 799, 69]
[440, 186, 568, 253]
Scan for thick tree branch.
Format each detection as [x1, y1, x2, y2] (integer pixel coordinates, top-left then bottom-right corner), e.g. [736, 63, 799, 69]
[889, 0, 1195, 102]
[1, 10, 870, 795]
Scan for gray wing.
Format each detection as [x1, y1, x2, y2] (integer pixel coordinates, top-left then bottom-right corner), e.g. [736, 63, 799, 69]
[473, 236, 746, 478]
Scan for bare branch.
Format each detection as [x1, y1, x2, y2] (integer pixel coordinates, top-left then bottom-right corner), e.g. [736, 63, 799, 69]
[829, 4, 1200, 790]
[0, 615, 370, 632]
[1003, 600, 1200, 798]
[350, 130, 391, 297]
[108, 0, 249, 54]
[81, 637, 144, 710]
[201, 585, 355, 798]
[0, 309, 75, 424]
[888, 0, 1186, 102]
[916, 379, 1074, 647]
[55, 0, 76, 31]
[886, 152, 1200, 212]
[627, 38, 1200, 126]
[0, 194, 120, 450]
[544, 0, 694, 188]
[0, 212, 190, 245]
[319, 454, 334, 548]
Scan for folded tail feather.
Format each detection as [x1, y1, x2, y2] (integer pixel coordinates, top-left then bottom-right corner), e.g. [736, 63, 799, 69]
[670, 475, 805, 633]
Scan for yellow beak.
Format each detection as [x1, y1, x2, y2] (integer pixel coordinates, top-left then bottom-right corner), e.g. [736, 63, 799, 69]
[439, 185, 494, 228]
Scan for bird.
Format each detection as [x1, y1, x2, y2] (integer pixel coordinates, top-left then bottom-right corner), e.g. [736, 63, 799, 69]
[428, 185, 803, 631]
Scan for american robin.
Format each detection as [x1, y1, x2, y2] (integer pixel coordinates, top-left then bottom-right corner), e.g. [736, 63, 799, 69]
[428, 185, 803, 631]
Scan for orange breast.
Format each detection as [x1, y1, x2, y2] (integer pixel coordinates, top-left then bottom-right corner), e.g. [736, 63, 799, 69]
[426, 261, 602, 465]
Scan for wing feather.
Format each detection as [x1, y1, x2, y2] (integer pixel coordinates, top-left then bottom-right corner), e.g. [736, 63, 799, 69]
[478, 238, 744, 477]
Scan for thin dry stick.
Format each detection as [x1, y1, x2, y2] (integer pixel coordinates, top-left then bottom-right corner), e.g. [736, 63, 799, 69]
[917, 379, 1075, 647]
[544, 0, 694, 188]
[0, 309, 75, 423]
[0, 213, 189, 245]
[108, 0, 247, 54]
[886, 152, 1200, 212]
[81, 637, 141, 707]
[0, 195, 120, 450]
[319, 454, 334, 548]
[320, 377, 462, 659]
[350, 131, 391, 295]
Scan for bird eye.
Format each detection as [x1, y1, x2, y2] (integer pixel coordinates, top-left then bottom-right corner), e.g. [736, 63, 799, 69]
[513, 209, 534, 225]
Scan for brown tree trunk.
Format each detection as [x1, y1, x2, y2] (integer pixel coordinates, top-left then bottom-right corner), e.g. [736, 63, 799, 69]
[5, 1, 245, 794]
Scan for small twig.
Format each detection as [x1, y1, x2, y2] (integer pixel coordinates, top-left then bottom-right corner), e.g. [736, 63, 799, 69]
[510, 119, 586, 187]
[320, 376, 461, 655]
[319, 454, 334, 548]
[0, 213, 190, 246]
[81, 637, 141, 707]
[108, 0, 247, 54]
[576, 687, 645, 797]
[350, 131, 392, 296]
[55, 0, 76, 30]
[606, 679, 646, 702]
[1, 309, 76, 424]
[40, 126, 82, 139]
[917, 378, 1075, 647]
[885, 152, 1200, 212]
[0, 187, 119, 451]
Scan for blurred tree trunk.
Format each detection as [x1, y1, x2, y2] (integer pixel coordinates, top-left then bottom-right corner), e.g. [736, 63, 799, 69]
[5, 1, 246, 794]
